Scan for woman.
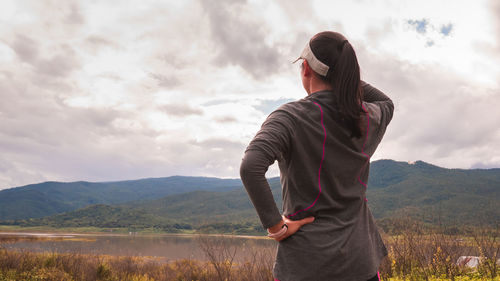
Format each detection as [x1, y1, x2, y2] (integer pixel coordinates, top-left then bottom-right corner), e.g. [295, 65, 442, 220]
[240, 31, 394, 281]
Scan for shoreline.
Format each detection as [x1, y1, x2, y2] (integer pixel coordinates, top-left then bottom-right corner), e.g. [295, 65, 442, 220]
[0, 226, 268, 240]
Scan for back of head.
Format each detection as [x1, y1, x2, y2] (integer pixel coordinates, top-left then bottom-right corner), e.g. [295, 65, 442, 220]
[309, 31, 364, 138]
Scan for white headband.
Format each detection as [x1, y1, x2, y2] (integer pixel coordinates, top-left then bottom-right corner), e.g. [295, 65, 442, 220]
[293, 42, 329, 76]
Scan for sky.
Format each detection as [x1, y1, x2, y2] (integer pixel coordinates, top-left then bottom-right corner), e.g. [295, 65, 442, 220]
[1, 0, 499, 189]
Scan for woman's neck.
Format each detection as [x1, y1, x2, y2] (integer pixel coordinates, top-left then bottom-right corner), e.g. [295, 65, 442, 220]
[306, 75, 333, 95]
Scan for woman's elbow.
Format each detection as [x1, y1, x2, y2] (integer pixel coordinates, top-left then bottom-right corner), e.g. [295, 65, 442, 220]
[239, 155, 255, 183]
[239, 157, 249, 181]
[240, 150, 269, 183]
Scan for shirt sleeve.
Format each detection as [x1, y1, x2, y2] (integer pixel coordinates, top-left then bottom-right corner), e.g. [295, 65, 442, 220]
[240, 110, 295, 229]
[361, 81, 394, 130]
[244, 109, 295, 161]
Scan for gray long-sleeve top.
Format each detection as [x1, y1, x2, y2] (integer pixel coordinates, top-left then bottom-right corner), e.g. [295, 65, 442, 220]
[240, 82, 394, 281]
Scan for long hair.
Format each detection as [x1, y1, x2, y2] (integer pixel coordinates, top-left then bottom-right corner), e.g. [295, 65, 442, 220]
[309, 31, 364, 138]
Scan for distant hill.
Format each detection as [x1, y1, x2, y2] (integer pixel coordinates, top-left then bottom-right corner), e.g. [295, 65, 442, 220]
[9, 178, 282, 235]
[2, 160, 499, 233]
[15, 179, 281, 234]
[366, 160, 500, 227]
[0, 176, 242, 220]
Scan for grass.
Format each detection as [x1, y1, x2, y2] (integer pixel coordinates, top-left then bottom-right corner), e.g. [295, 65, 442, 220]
[0, 245, 274, 281]
[1, 219, 499, 280]
[377, 219, 500, 281]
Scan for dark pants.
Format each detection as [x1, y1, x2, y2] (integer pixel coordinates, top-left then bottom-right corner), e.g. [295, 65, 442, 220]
[275, 273, 380, 281]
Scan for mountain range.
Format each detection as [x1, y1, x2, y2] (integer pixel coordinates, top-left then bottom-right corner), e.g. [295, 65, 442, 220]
[1, 160, 499, 234]
[0, 176, 242, 220]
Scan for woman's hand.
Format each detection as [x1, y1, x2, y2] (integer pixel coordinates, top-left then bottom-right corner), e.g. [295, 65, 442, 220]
[267, 215, 315, 242]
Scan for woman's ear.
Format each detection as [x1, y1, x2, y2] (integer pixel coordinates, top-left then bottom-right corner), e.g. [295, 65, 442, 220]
[302, 60, 312, 77]
[300, 60, 313, 94]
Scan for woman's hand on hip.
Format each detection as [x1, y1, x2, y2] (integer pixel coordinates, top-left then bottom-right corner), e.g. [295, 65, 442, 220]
[268, 215, 315, 242]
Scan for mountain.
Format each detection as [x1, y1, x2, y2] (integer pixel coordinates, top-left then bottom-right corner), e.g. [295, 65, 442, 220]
[2, 160, 500, 233]
[366, 160, 500, 227]
[10, 178, 282, 235]
[0, 176, 242, 220]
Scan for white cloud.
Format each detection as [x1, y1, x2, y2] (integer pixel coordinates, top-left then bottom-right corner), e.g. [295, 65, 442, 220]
[0, 0, 499, 189]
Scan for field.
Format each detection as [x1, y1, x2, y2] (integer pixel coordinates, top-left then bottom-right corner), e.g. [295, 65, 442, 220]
[0, 221, 499, 281]
[377, 221, 500, 281]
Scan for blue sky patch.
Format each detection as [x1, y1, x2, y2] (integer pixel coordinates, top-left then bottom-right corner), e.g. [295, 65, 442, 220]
[408, 19, 428, 34]
[254, 98, 295, 115]
[440, 23, 453, 36]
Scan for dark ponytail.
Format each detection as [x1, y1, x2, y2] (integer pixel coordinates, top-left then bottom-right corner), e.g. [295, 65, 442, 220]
[309, 31, 364, 138]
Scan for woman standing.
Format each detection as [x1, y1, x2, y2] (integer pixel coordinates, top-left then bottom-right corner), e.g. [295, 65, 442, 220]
[240, 31, 394, 281]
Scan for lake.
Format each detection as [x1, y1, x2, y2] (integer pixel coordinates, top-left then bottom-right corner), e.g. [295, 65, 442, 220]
[0, 232, 277, 263]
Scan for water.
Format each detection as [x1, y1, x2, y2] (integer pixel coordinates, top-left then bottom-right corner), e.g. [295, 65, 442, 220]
[0, 232, 276, 262]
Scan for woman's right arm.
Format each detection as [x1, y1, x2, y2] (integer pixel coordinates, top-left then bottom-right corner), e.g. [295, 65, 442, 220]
[361, 81, 394, 126]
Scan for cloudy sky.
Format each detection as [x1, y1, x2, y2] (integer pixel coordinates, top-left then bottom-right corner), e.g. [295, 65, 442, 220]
[1, 0, 499, 189]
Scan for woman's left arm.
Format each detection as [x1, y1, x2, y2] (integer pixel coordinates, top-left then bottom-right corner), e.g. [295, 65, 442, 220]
[240, 148, 315, 241]
[240, 148, 282, 229]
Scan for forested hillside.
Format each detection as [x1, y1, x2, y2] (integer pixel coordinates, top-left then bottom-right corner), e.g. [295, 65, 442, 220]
[2, 160, 499, 234]
[0, 176, 242, 220]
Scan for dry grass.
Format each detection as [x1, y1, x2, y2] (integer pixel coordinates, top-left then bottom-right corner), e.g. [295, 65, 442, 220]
[0, 236, 274, 281]
[0, 249, 274, 281]
[379, 219, 500, 281]
[1, 222, 499, 281]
